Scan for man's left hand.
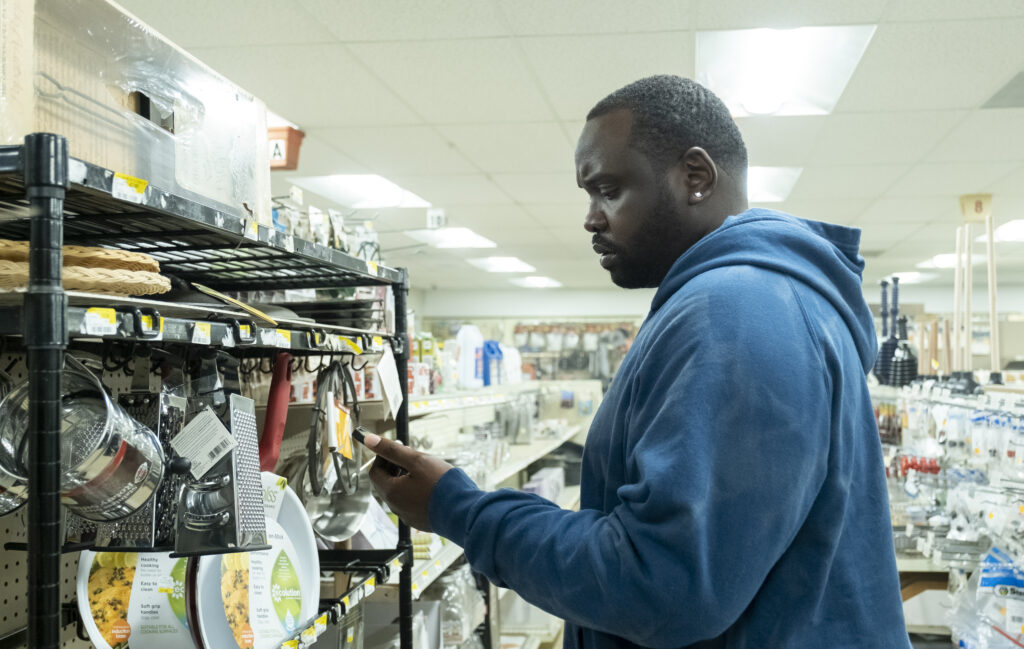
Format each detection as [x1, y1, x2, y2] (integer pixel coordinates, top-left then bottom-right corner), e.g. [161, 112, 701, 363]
[364, 433, 453, 532]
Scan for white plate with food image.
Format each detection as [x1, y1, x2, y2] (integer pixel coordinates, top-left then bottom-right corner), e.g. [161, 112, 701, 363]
[76, 550, 192, 649]
[191, 474, 319, 649]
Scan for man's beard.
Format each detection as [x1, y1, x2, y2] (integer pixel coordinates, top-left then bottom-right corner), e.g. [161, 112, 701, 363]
[608, 187, 680, 289]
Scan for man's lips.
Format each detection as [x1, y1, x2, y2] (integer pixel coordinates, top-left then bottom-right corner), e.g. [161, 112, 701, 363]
[593, 239, 617, 268]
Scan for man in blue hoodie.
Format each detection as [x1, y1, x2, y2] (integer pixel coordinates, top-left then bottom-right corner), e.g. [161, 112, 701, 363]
[365, 75, 910, 648]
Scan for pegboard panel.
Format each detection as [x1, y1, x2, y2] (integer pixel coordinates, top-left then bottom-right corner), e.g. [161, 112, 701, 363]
[0, 350, 133, 649]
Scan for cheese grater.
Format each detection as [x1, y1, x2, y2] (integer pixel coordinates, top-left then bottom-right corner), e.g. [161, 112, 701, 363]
[91, 392, 187, 549]
[172, 393, 268, 556]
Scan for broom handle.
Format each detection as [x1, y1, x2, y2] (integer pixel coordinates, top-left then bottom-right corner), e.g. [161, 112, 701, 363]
[929, 320, 939, 375]
[986, 211, 1000, 373]
[953, 226, 963, 372]
[965, 223, 973, 373]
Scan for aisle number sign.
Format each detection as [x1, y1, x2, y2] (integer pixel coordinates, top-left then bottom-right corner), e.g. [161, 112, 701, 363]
[959, 193, 992, 224]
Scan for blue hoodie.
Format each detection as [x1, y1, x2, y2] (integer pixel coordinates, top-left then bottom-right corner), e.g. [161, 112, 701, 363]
[429, 209, 910, 649]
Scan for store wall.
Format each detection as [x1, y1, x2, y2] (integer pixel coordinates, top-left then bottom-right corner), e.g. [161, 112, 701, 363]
[417, 289, 657, 319]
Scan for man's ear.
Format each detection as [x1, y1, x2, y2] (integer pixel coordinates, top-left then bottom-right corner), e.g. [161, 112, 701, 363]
[675, 147, 718, 205]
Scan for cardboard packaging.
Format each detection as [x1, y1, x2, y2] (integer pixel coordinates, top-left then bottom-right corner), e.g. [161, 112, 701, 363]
[0, 0, 272, 226]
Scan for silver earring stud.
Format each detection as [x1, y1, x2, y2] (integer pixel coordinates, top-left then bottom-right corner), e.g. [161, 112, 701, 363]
[694, 192, 703, 199]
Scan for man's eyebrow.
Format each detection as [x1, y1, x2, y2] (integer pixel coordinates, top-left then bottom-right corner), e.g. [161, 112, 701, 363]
[580, 172, 617, 188]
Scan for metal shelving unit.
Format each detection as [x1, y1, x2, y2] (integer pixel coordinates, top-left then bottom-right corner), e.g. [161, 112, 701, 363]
[0, 134, 414, 649]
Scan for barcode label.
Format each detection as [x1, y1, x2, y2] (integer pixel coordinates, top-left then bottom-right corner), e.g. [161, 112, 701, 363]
[170, 407, 238, 479]
[208, 439, 232, 460]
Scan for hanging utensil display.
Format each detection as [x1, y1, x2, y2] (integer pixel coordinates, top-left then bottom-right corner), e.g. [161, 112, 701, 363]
[890, 316, 918, 387]
[880, 277, 901, 385]
[258, 352, 292, 472]
[874, 280, 892, 383]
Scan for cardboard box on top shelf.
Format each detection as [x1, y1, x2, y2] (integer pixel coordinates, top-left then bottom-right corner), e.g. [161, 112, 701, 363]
[0, 0, 272, 227]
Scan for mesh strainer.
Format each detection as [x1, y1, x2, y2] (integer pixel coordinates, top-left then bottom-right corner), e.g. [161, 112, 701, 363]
[0, 355, 164, 521]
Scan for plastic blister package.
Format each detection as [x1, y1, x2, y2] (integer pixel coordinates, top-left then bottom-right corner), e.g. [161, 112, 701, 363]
[0, 0, 271, 225]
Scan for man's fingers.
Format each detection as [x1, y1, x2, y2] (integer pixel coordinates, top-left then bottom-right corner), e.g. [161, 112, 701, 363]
[363, 434, 419, 470]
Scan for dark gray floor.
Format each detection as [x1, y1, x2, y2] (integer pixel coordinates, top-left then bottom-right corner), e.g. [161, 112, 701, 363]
[909, 634, 955, 648]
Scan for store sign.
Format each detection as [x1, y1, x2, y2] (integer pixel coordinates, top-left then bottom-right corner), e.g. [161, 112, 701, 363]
[959, 193, 992, 224]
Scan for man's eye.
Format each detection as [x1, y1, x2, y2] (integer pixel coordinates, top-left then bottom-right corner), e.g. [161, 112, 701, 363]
[600, 188, 619, 199]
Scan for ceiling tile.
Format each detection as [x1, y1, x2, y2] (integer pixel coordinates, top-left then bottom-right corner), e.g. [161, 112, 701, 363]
[859, 223, 926, 250]
[768, 198, 873, 225]
[471, 225, 554, 246]
[118, 0, 336, 47]
[496, 0, 691, 35]
[518, 33, 694, 121]
[694, 0, 887, 29]
[442, 204, 535, 227]
[492, 172, 585, 204]
[881, 0, 1024, 22]
[786, 165, 911, 200]
[281, 136, 368, 176]
[437, 123, 574, 174]
[523, 204, 587, 229]
[884, 162, 1019, 197]
[856, 197, 960, 225]
[348, 39, 552, 123]
[836, 20, 1024, 112]
[189, 44, 419, 127]
[736, 116, 827, 167]
[806, 111, 965, 165]
[391, 175, 513, 205]
[313, 126, 476, 175]
[299, 0, 507, 41]
[928, 109, 1024, 163]
[986, 165, 1024, 196]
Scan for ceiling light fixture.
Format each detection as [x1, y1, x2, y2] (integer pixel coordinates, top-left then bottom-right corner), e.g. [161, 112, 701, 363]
[747, 166, 803, 202]
[975, 219, 1024, 243]
[916, 253, 986, 269]
[509, 276, 562, 288]
[291, 175, 430, 209]
[467, 257, 536, 273]
[405, 227, 496, 249]
[891, 271, 936, 284]
[696, 25, 876, 117]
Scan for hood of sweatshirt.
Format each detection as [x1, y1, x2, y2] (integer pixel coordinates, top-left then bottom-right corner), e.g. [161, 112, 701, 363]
[650, 208, 877, 372]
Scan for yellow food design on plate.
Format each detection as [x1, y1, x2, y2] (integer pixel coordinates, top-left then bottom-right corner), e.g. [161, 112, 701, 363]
[87, 553, 138, 648]
[221, 552, 253, 649]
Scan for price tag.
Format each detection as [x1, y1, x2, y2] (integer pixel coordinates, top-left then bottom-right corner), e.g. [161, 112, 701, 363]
[377, 346, 404, 420]
[421, 569, 430, 578]
[239, 324, 251, 340]
[84, 308, 118, 336]
[192, 322, 212, 345]
[276, 329, 292, 348]
[300, 626, 317, 645]
[327, 393, 353, 460]
[367, 261, 378, 276]
[314, 613, 328, 636]
[281, 641, 299, 649]
[245, 219, 260, 241]
[341, 337, 363, 354]
[346, 629, 355, 644]
[1008, 598, 1024, 634]
[170, 407, 238, 479]
[363, 576, 375, 597]
[372, 336, 384, 348]
[111, 172, 147, 204]
[282, 234, 295, 253]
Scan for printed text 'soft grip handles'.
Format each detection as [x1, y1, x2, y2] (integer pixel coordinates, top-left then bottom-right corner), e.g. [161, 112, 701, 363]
[353, 426, 408, 477]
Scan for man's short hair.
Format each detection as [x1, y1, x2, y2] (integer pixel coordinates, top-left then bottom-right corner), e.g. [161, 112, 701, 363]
[587, 75, 748, 178]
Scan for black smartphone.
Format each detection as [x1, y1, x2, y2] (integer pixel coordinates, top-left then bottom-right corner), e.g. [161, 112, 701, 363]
[353, 426, 408, 476]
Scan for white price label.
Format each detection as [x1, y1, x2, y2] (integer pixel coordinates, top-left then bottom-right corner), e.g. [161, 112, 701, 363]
[282, 234, 295, 253]
[314, 614, 328, 636]
[1008, 598, 1024, 634]
[170, 407, 238, 479]
[192, 322, 212, 345]
[84, 308, 118, 336]
[377, 345, 404, 420]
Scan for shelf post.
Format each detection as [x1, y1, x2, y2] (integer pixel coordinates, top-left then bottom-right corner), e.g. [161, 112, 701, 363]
[22, 133, 69, 649]
[393, 269, 413, 649]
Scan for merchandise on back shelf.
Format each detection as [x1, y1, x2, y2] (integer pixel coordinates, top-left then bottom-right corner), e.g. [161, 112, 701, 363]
[307, 205, 330, 247]
[513, 325, 528, 349]
[481, 340, 503, 387]
[455, 325, 484, 390]
[499, 344, 522, 385]
[328, 209, 349, 251]
[351, 222, 381, 263]
[546, 326, 564, 353]
[527, 325, 546, 351]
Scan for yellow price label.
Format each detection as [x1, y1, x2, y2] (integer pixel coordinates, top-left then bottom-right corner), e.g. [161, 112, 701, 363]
[341, 337, 363, 354]
[346, 629, 355, 644]
[368, 261, 379, 275]
[140, 315, 164, 333]
[342, 595, 350, 608]
[239, 324, 251, 338]
[300, 627, 317, 643]
[276, 329, 292, 347]
[373, 336, 384, 347]
[281, 641, 299, 649]
[246, 219, 259, 240]
[192, 321, 212, 345]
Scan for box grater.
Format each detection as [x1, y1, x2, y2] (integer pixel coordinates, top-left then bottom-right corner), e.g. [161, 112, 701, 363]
[172, 393, 267, 556]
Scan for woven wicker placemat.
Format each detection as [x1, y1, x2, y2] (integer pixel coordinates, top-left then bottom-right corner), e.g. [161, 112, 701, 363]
[0, 260, 171, 296]
[0, 239, 161, 273]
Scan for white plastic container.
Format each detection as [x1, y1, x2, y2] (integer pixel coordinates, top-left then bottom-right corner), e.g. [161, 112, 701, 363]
[455, 325, 484, 390]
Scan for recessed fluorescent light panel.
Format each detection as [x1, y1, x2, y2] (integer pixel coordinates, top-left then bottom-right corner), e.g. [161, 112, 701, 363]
[406, 227, 496, 249]
[697, 25, 876, 117]
[291, 175, 430, 209]
[509, 276, 562, 288]
[467, 257, 536, 273]
[747, 166, 802, 202]
[975, 219, 1024, 243]
[916, 253, 986, 269]
[891, 271, 936, 285]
